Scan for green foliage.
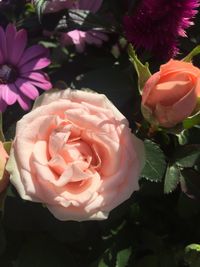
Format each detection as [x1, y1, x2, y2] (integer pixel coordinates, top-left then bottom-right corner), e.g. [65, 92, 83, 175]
[185, 244, 200, 267]
[116, 248, 132, 267]
[175, 145, 200, 168]
[164, 164, 180, 194]
[176, 126, 200, 145]
[164, 144, 200, 194]
[182, 45, 200, 62]
[128, 45, 151, 94]
[183, 108, 200, 129]
[34, 0, 47, 21]
[141, 140, 166, 182]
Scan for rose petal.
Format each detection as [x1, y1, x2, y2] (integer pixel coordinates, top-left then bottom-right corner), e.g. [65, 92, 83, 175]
[155, 87, 197, 127]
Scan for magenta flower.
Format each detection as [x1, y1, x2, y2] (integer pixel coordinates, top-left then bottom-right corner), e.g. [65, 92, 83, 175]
[60, 30, 108, 53]
[123, 0, 200, 59]
[60, 0, 108, 52]
[0, 24, 51, 112]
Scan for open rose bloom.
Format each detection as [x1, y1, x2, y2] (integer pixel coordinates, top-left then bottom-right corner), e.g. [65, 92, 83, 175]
[141, 59, 200, 128]
[7, 89, 145, 221]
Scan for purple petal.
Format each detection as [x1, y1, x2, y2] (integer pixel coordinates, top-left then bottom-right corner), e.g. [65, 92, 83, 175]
[22, 72, 52, 90]
[24, 71, 49, 83]
[85, 31, 108, 45]
[6, 24, 17, 63]
[17, 92, 31, 110]
[0, 26, 7, 61]
[10, 29, 27, 65]
[0, 50, 4, 64]
[15, 79, 39, 100]
[18, 45, 49, 67]
[20, 57, 51, 73]
[1, 84, 18, 105]
[64, 30, 86, 52]
[29, 80, 52, 90]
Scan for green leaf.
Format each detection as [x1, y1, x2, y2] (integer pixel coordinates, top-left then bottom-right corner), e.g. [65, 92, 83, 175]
[39, 41, 57, 48]
[174, 145, 200, 168]
[34, 0, 47, 21]
[182, 45, 200, 62]
[98, 259, 108, 267]
[164, 164, 180, 194]
[185, 244, 200, 267]
[183, 111, 200, 129]
[176, 130, 189, 145]
[116, 248, 131, 267]
[128, 45, 151, 94]
[186, 244, 200, 253]
[141, 140, 166, 182]
[176, 126, 200, 145]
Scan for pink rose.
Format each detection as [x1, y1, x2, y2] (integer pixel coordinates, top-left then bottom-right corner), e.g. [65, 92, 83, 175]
[0, 141, 9, 193]
[7, 89, 144, 221]
[141, 59, 200, 128]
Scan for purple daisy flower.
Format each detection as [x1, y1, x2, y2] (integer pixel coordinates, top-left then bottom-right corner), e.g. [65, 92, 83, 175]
[123, 0, 200, 60]
[0, 24, 52, 111]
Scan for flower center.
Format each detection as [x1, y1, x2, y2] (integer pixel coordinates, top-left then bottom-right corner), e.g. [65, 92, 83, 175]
[0, 64, 18, 84]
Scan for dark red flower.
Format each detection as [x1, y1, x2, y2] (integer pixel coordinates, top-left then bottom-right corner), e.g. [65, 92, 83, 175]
[123, 0, 199, 60]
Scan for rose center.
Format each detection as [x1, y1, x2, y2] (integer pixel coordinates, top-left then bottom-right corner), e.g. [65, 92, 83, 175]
[0, 64, 18, 84]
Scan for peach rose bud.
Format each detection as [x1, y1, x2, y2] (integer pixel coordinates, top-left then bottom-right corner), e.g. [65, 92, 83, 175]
[0, 141, 9, 193]
[6, 89, 145, 221]
[141, 59, 200, 128]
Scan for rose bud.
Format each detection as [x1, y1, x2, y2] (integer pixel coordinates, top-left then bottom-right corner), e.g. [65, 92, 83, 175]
[141, 59, 200, 128]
